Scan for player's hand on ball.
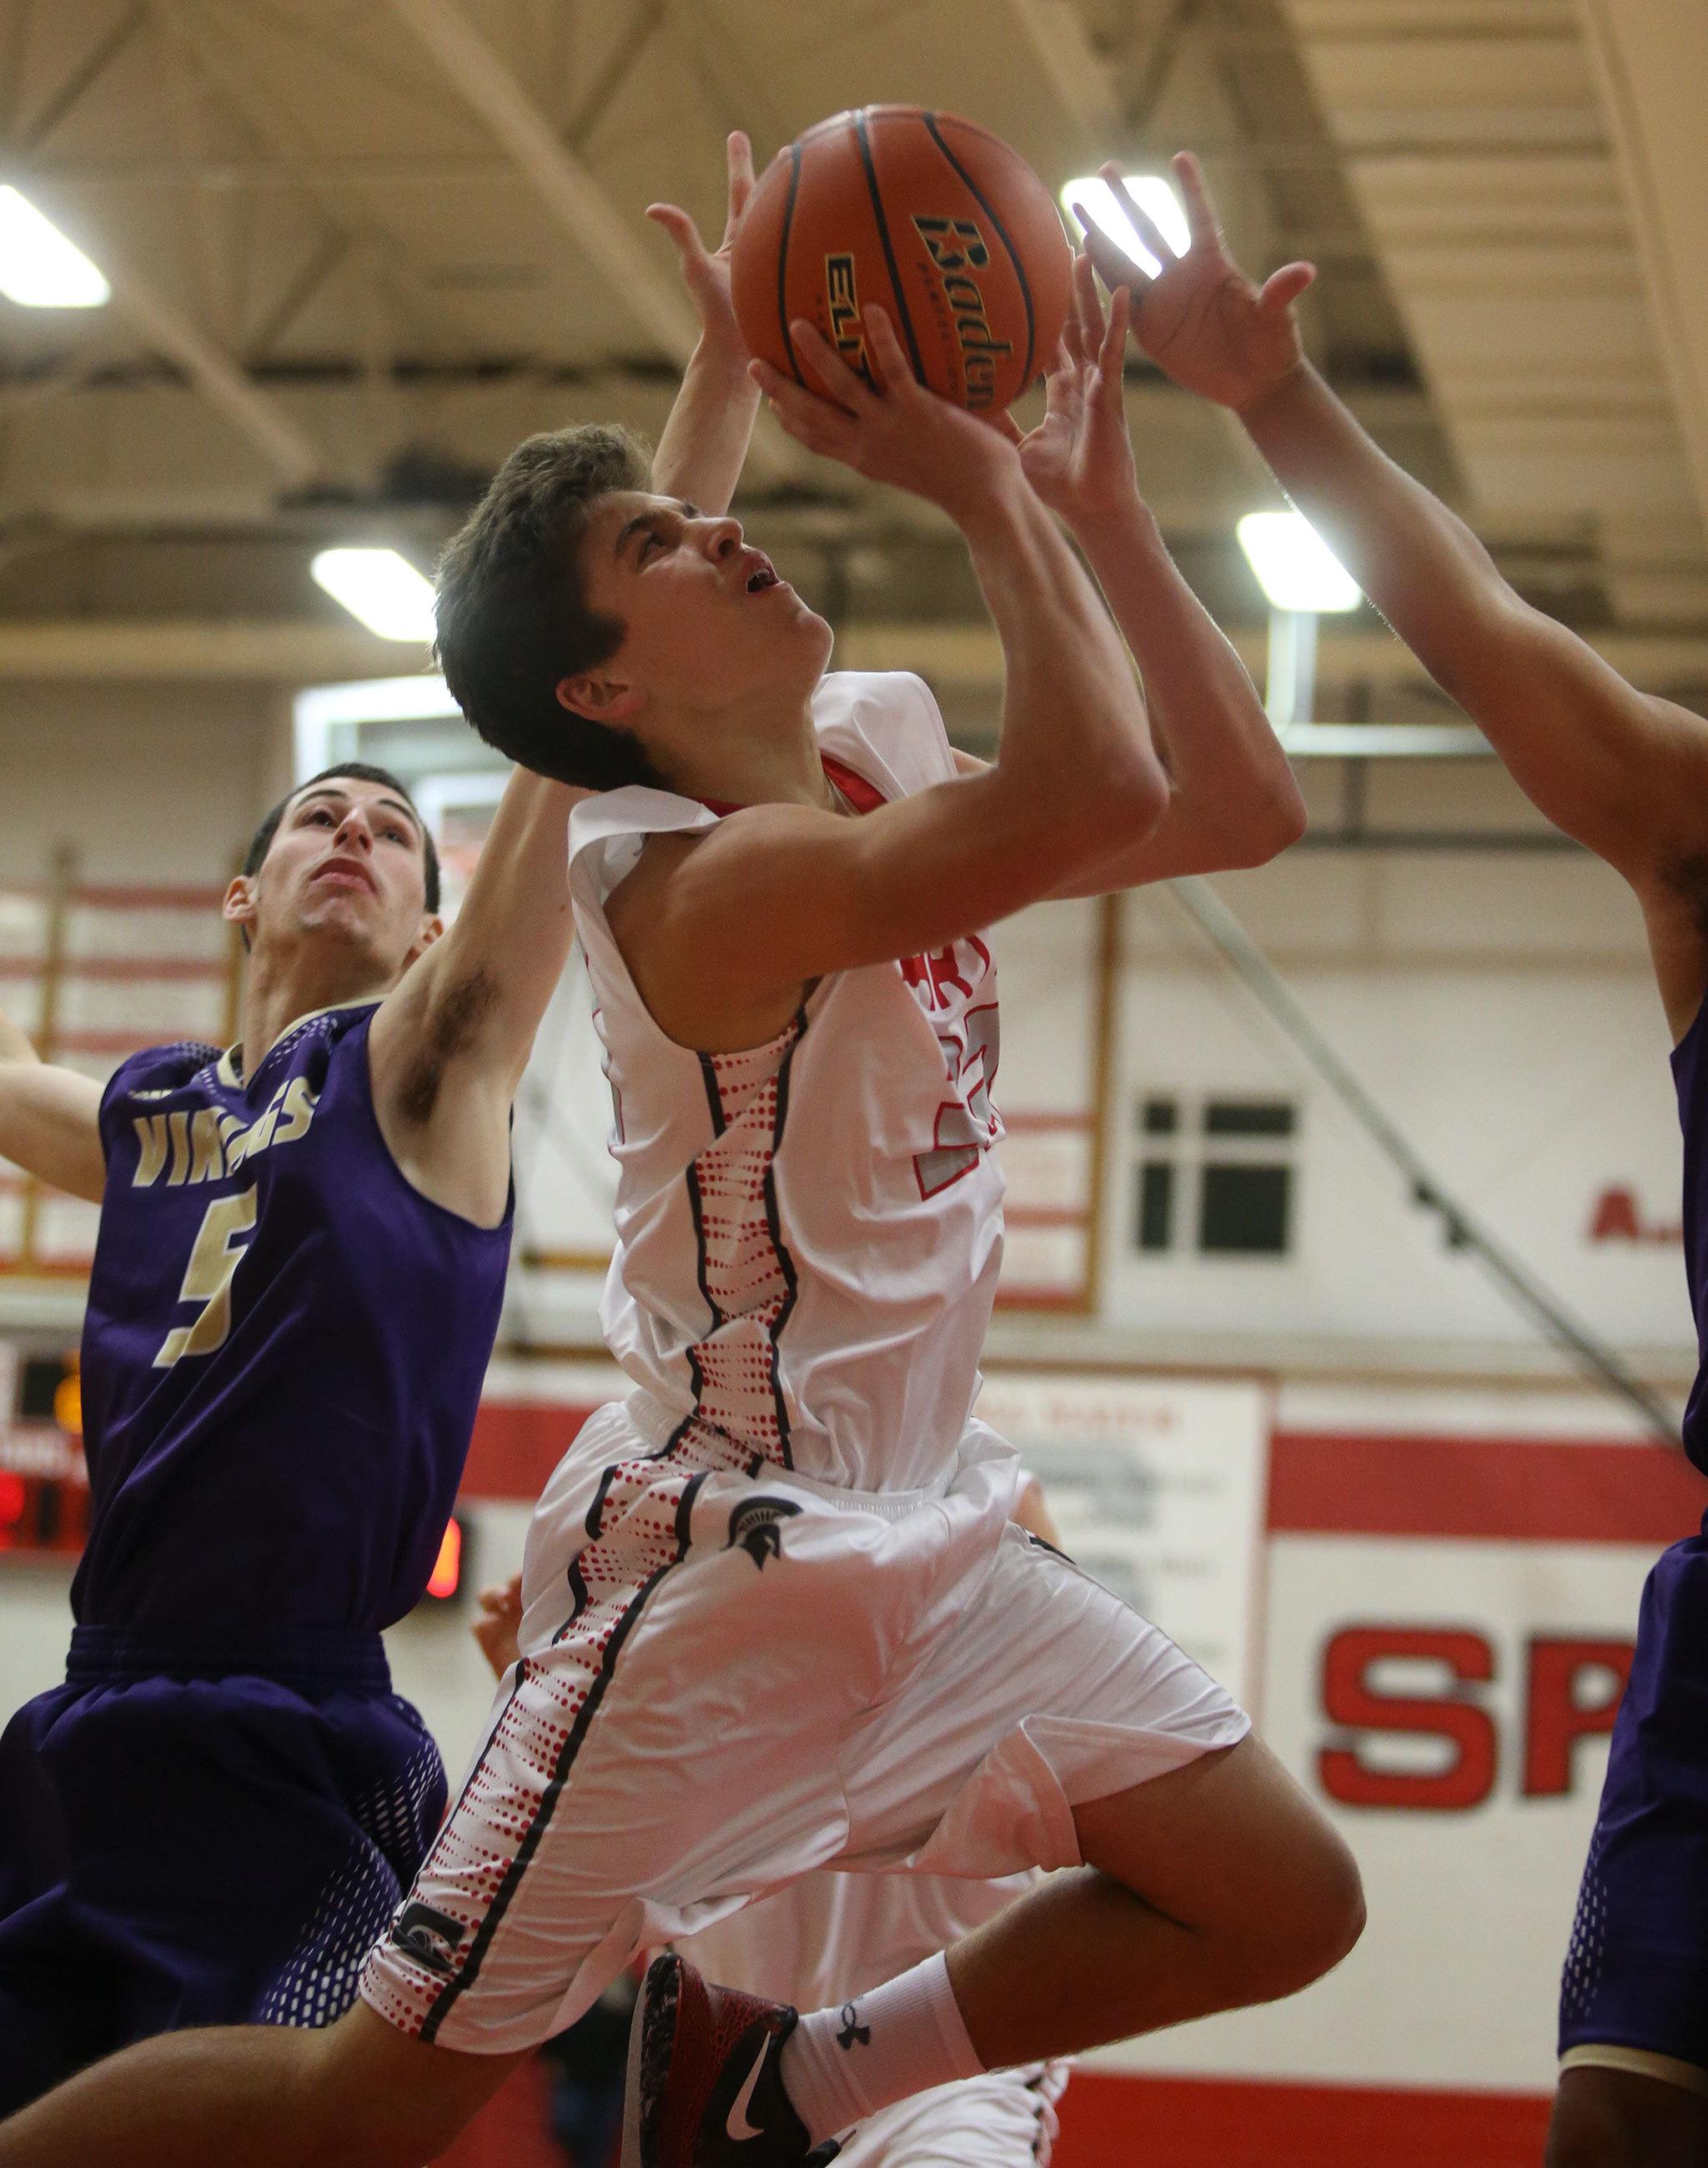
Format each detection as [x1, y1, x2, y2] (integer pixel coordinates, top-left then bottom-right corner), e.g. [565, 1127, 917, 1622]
[646, 130, 757, 370]
[751, 305, 1020, 519]
[471, 1572, 524, 1679]
[1073, 151, 1315, 415]
[1017, 253, 1138, 525]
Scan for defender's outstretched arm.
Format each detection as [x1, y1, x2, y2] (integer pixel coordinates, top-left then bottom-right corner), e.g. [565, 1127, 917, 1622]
[1083, 153, 1708, 1031]
[0, 1006, 103, 1204]
[367, 136, 772, 1220]
[647, 131, 763, 517]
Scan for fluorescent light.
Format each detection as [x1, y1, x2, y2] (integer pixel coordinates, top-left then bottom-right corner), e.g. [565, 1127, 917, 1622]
[1236, 511, 1362, 614]
[1060, 174, 1190, 278]
[310, 547, 436, 642]
[0, 187, 109, 308]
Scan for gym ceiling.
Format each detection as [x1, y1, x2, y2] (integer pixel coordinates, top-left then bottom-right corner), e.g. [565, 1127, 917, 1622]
[0, 0, 1702, 732]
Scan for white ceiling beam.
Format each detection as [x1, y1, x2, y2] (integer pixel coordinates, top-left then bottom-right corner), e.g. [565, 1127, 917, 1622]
[84, 250, 321, 488]
[1003, 0, 1122, 153]
[0, 619, 414, 680]
[2, 616, 1704, 695]
[1577, 0, 1708, 534]
[384, 0, 791, 484]
[19, 188, 323, 488]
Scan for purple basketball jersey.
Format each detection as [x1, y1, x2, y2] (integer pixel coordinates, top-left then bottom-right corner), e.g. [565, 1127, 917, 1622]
[72, 1001, 511, 1632]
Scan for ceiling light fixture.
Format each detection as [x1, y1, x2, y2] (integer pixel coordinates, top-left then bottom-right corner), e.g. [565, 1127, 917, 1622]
[1058, 173, 1190, 277]
[0, 187, 110, 308]
[1235, 510, 1363, 615]
[309, 547, 437, 643]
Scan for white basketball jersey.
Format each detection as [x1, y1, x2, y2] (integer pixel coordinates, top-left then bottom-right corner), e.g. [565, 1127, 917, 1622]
[567, 670, 1003, 1494]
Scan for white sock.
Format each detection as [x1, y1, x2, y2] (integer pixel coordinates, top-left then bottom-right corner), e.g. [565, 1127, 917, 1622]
[778, 1951, 986, 2144]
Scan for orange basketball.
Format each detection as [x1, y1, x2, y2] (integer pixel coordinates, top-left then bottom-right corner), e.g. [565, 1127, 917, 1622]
[731, 105, 1072, 415]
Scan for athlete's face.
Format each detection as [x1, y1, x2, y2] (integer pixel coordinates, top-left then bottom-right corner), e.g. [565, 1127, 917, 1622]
[226, 778, 441, 977]
[560, 493, 833, 734]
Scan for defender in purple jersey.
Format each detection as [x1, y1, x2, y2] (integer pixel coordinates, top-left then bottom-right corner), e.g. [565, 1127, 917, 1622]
[1065, 153, 1708, 2168]
[0, 134, 764, 2117]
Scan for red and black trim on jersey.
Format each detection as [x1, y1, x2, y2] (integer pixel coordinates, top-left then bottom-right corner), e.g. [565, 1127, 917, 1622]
[676, 1007, 810, 1471]
[696, 752, 887, 821]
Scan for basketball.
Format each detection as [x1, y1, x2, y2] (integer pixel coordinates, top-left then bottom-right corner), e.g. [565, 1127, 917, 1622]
[731, 105, 1073, 414]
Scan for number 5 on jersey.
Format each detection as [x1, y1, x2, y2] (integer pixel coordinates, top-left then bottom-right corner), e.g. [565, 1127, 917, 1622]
[154, 1189, 259, 1368]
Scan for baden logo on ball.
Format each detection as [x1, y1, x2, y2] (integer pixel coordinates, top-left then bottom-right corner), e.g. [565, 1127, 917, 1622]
[731, 104, 1072, 414]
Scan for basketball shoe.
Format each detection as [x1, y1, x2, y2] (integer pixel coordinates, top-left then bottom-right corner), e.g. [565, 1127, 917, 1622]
[622, 1950, 842, 2167]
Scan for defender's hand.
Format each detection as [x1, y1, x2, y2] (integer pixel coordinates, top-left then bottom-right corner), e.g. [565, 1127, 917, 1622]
[471, 1573, 524, 1679]
[646, 130, 757, 369]
[751, 306, 1021, 520]
[1073, 151, 1315, 414]
[1017, 253, 1137, 525]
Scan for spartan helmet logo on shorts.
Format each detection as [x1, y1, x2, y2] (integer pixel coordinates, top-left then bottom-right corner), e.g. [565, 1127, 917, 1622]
[726, 1496, 803, 1570]
[389, 1900, 467, 1977]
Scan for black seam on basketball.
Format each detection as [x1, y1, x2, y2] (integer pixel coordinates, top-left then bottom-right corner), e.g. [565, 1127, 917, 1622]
[778, 143, 804, 387]
[760, 1006, 809, 1468]
[419, 1472, 711, 2045]
[922, 111, 1037, 386]
[852, 108, 928, 385]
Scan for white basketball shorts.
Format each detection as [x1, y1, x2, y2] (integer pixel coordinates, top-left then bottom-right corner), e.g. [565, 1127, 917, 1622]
[360, 1392, 1249, 2054]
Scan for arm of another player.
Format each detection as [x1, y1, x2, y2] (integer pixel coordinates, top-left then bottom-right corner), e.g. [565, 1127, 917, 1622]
[646, 132, 763, 517]
[369, 766, 580, 1225]
[472, 1573, 525, 1679]
[620, 311, 1169, 1030]
[1012, 1473, 1065, 1549]
[1083, 153, 1708, 1032]
[367, 148, 774, 1217]
[1013, 253, 1304, 891]
[0, 1004, 104, 1203]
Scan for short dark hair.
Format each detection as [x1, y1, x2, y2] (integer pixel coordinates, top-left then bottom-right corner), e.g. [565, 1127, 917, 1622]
[434, 424, 664, 790]
[244, 762, 441, 913]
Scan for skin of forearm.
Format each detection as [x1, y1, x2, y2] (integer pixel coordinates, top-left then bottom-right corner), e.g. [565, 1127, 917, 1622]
[651, 338, 761, 519]
[1074, 497, 1299, 822]
[958, 475, 1165, 831]
[0, 1006, 39, 1066]
[1238, 363, 1511, 695]
[432, 768, 579, 1081]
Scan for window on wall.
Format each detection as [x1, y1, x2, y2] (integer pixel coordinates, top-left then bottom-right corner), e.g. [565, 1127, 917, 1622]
[1133, 1095, 1298, 1258]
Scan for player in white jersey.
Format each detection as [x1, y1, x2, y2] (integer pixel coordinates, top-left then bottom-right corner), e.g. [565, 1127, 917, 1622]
[468, 1480, 1073, 2168]
[0, 203, 1361, 2168]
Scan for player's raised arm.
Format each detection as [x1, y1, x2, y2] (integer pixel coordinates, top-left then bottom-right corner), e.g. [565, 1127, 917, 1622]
[617, 309, 1168, 1025]
[369, 140, 781, 1215]
[366, 765, 579, 1226]
[1008, 251, 1304, 891]
[1080, 153, 1708, 1028]
[646, 131, 762, 517]
[0, 1004, 103, 1204]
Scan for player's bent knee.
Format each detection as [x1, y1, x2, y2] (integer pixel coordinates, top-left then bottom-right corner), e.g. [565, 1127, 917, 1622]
[1247, 1823, 1366, 2000]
